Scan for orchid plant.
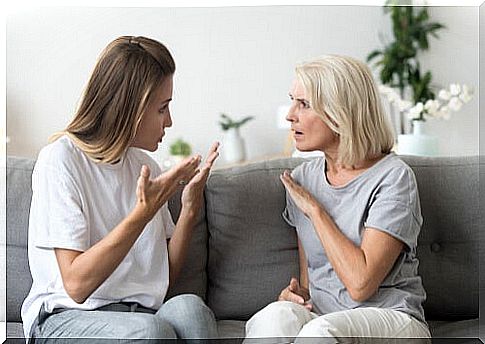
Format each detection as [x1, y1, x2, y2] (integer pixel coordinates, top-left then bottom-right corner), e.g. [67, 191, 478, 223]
[407, 84, 474, 121]
[379, 83, 474, 122]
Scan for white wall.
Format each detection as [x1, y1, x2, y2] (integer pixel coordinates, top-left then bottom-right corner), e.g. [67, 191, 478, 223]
[421, 6, 479, 156]
[6, 5, 479, 164]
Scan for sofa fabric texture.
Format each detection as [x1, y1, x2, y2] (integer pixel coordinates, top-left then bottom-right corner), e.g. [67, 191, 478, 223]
[5, 155, 481, 339]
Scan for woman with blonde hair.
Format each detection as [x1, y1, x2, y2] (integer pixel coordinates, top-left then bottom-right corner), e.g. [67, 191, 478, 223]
[245, 55, 430, 341]
[21, 36, 219, 342]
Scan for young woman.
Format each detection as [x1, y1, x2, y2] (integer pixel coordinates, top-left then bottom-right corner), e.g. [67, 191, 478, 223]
[21, 36, 219, 342]
[245, 55, 431, 342]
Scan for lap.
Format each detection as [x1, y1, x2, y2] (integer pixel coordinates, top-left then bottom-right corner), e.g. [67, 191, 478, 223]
[298, 307, 430, 339]
[35, 309, 176, 340]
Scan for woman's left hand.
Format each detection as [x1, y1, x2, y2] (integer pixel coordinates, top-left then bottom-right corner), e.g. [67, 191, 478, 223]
[280, 170, 321, 218]
[180, 142, 220, 216]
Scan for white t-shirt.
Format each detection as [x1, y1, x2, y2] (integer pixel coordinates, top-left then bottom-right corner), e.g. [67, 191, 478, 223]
[21, 136, 175, 338]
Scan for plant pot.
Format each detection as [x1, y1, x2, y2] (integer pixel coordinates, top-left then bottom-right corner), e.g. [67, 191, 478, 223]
[397, 120, 439, 156]
[223, 128, 246, 163]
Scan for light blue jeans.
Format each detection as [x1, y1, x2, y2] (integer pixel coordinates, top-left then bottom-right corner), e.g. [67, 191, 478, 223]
[33, 294, 218, 343]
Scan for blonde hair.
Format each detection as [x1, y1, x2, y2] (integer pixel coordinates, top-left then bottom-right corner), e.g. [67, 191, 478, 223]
[295, 55, 394, 167]
[50, 36, 175, 163]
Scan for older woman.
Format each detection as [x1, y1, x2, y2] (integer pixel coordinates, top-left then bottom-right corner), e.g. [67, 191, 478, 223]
[245, 55, 430, 342]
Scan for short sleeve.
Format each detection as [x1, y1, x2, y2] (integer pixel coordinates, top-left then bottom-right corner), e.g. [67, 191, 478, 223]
[161, 202, 175, 239]
[364, 167, 423, 251]
[282, 168, 302, 228]
[30, 161, 89, 251]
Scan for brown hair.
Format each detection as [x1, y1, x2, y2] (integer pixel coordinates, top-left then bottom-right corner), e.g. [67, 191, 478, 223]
[51, 36, 175, 163]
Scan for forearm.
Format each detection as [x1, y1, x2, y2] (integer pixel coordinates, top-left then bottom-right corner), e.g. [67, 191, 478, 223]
[59, 209, 148, 303]
[167, 207, 198, 284]
[309, 206, 372, 300]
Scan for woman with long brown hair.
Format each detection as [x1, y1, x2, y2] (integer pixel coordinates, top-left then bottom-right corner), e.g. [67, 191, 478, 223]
[21, 36, 219, 342]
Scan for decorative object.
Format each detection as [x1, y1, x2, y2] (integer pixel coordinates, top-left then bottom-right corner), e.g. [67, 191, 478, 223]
[219, 113, 254, 163]
[169, 138, 192, 159]
[162, 138, 192, 170]
[367, 4, 445, 134]
[393, 83, 474, 156]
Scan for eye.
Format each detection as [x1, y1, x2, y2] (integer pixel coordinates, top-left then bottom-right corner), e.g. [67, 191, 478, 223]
[159, 105, 169, 114]
[300, 100, 310, 109]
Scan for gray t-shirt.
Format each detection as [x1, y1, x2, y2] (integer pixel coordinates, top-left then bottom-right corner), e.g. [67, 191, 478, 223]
[283, 153, 426, 323]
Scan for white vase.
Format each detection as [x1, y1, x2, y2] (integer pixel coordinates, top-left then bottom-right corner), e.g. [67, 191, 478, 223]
[223, 128, 246, 163]
[397, 120, 439, 156]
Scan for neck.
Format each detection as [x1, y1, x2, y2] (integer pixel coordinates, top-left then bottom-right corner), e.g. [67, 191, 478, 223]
[325, 152, 386, 175]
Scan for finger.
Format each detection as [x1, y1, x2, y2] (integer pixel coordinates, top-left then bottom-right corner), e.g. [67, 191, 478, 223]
[286, 290, 305, 305]
[187, 165, 210, 186]
[289, 277, 299, 292]
[304, 303, 313, 311]
[205, 142, 220, 165]
[186, 168, 201, 184]
[137, 165, 150, 199]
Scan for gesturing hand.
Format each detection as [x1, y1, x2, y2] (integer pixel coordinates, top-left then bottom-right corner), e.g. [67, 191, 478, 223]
[278, 277, 312, 311]
[280, 170, 321, 219]
[181, 142, 220, 214]
[135, 155, 202, 223]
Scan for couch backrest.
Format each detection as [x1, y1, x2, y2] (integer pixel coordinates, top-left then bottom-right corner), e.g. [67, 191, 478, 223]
[6, 155, 481, 323]
[204, 156, 480, 321]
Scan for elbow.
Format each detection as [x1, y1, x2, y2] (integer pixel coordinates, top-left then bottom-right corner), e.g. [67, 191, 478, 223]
[347, 281, 377, 303]
[63, 278, 88, 304]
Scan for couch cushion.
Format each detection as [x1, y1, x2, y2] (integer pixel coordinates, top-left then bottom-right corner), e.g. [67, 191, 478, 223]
[205, 158, 305, 320]
[401, 156, 479, 321]
[6, 157, 35, 322]
[165, 188, 208, 300]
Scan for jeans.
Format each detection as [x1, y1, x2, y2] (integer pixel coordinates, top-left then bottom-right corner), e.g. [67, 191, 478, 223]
[33, 294, 218, 343]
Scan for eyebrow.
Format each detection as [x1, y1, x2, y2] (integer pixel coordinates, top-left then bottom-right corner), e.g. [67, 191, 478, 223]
[160, 98, 172, 105]
[289, 93, 309, 102]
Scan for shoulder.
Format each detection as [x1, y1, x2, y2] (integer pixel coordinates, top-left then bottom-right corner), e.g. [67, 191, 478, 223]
[291, 157, 324, 182]
[126, 148, 162, 175]
[377, 154, 417, 186]
[36, 135, 86, 174]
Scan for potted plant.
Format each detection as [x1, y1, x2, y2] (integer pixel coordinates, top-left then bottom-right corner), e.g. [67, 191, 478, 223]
[169, 138, 192, 163]
[367, 3, 445, 134]
[218, 112, 254, 163]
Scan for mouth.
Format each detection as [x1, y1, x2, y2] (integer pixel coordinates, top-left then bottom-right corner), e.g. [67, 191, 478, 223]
[292, 129, 304, 139]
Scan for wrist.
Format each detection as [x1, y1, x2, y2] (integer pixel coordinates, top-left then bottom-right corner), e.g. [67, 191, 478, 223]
[308, 202, 324, 222]
[129, 203, 152, 228]
[179, 206, 198, 222]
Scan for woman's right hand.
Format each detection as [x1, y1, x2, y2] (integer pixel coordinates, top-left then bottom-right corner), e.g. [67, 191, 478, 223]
[278, 277, 312, 311]
[134, 156, 202, 223]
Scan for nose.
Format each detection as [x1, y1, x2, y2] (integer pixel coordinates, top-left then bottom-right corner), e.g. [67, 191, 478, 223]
[164, 111, 173, 128]
[286, 103, 298, 123]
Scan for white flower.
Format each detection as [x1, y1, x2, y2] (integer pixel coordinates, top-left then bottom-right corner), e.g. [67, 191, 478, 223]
[438, 89, 451, 101]
[424, 99, 440, 117]
[408, 102, 424, 120]
[448, 97, 463, 112]
[439, 106, 451, 120]
[449, 83, 461, 96]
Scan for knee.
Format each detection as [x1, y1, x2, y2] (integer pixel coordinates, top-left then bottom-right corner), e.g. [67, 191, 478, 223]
[163, 294, 211, 313]
[129, 314, 177, 339]
[252, 301, 306, 322]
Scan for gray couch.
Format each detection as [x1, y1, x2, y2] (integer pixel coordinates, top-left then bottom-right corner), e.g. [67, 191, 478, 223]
[6, 155, 482, 341]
